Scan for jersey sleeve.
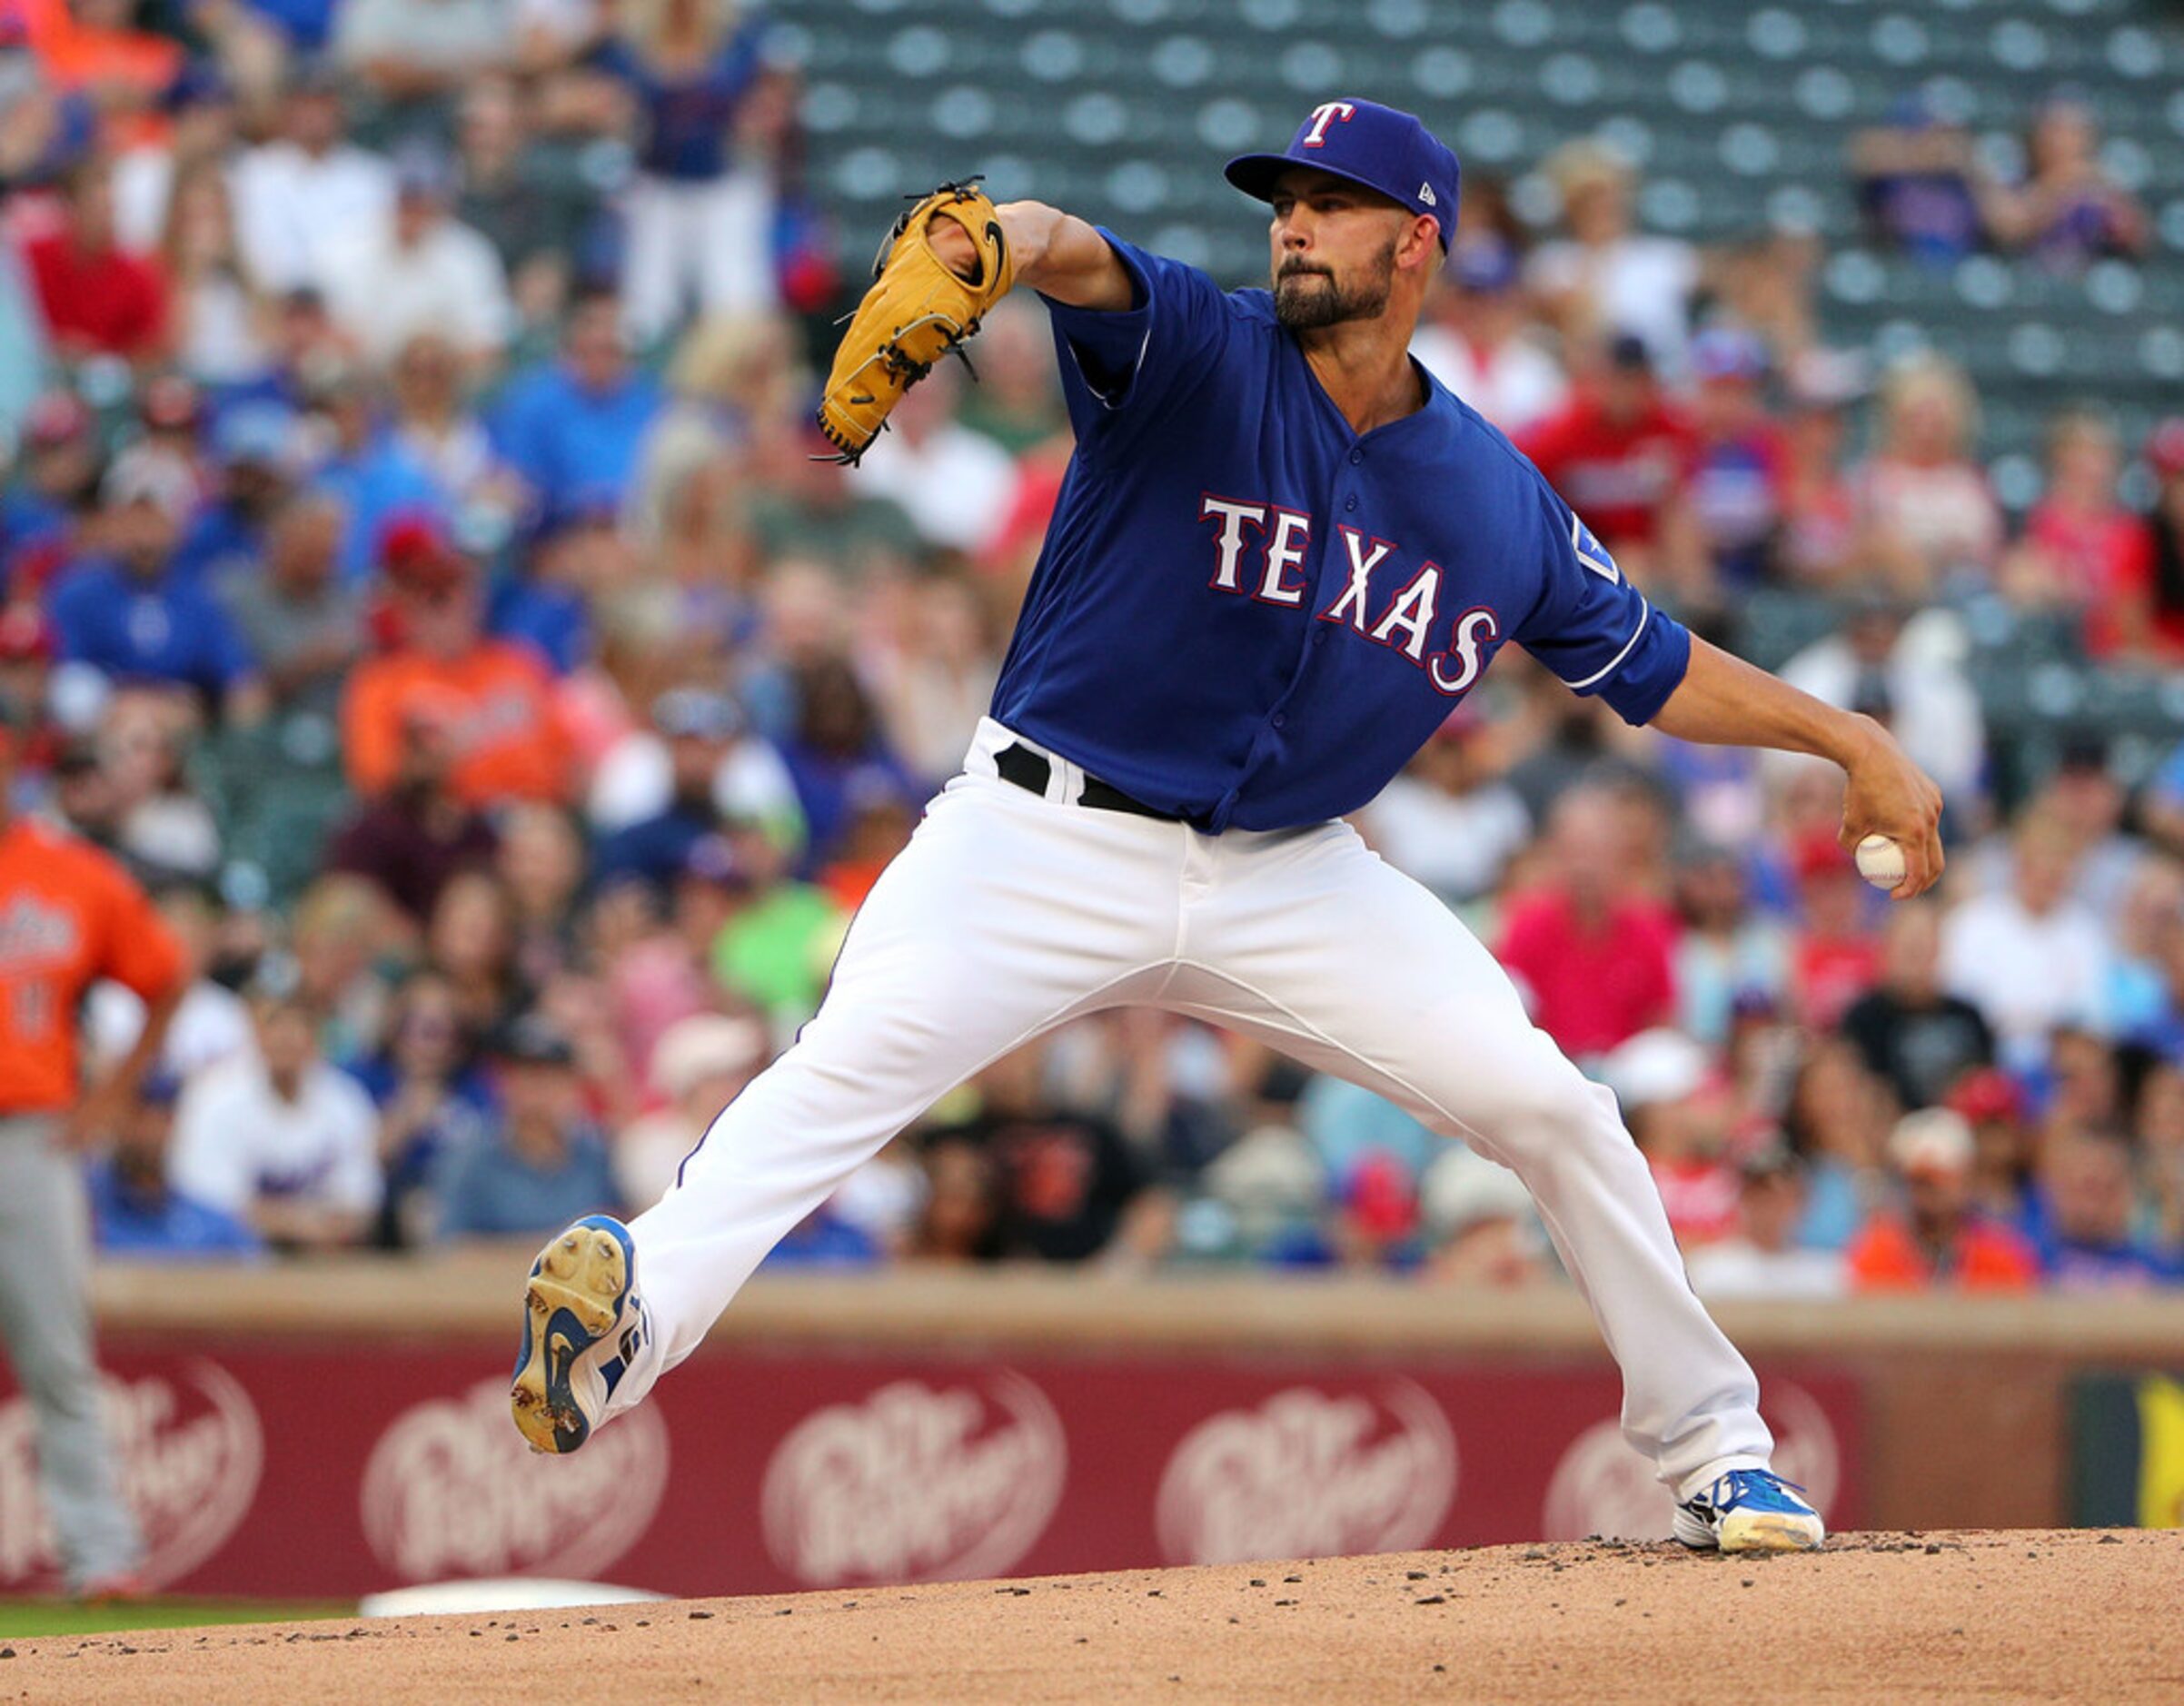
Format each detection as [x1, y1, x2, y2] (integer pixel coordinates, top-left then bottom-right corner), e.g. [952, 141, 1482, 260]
[1040, 233, 1234, 438]
[1513, 485, 1693, 726]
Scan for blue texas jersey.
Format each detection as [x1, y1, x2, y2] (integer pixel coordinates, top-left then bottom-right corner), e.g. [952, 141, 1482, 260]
[988, 233, 1693, 833]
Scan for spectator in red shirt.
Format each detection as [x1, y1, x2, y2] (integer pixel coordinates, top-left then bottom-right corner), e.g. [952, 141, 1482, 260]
[1775, 352, 1867, 591]
[2009, 409, 2154, 660]
[1949, 1066, 2037, 1230]
[1516, 332, 1696, 588]
[1601, 1027, 1740, 1249]
[1853, 353, 2003, 597]
[1787, 830, 1883, 1032]
[1496, 787, 1677, 1062]
[0, 605, 59, 774]
[23, 156, 168, 364]
[2135, 418, 2184, 660]
[1846, 1108, 2040, 1292]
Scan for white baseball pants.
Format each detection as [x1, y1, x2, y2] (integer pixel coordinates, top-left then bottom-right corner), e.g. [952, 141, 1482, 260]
[620, 719, 1772, 1490]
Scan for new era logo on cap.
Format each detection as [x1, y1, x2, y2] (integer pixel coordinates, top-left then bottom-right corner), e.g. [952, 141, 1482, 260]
[1225, 98, 1463, 251]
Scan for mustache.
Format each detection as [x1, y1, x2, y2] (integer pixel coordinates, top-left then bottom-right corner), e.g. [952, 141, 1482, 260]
[1276, 261, 1333, 283]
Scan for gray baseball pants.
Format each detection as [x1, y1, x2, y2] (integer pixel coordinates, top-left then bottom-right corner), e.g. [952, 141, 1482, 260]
[0, 1116, 142, 1589]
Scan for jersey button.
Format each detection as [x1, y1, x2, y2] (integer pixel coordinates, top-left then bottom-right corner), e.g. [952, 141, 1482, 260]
[1348, 450, 1363, 466]
[1272, 712, 1287, 729]
[1344, 495, 1357, 511]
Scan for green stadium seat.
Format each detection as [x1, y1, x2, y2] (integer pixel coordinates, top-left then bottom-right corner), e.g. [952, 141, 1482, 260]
[791, 0, 2184, 472]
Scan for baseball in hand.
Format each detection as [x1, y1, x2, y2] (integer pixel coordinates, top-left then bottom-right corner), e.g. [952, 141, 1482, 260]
[1854, 833, 1907, 890]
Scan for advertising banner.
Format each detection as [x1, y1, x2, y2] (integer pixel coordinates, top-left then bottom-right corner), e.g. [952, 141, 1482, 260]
[0, 1341, 1861, 1597]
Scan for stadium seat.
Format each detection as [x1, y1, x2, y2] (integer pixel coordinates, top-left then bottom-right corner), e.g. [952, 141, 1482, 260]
[789, 0, 2184, 470]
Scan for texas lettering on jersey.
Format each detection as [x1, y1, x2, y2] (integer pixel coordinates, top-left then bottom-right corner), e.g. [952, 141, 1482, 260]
[995, 233, 1692, 832]
[1197, 495, 1504, 697]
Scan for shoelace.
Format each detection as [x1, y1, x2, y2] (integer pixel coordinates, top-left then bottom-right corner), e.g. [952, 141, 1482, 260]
[1695, 1469, 1811, 1513]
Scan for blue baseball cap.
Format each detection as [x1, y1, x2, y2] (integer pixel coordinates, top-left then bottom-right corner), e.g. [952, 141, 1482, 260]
[1225, 99, 1461, 251]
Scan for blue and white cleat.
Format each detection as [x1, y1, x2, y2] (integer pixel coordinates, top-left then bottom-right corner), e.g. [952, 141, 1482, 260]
[1673, 1467, 1825, 1553]
[511, 1215, 648, 1455]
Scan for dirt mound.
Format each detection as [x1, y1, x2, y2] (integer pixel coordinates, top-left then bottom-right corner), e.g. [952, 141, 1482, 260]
[6, 1529, 2177, 1703]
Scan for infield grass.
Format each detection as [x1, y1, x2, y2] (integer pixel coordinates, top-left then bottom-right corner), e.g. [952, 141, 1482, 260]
[0, 1599, 352, 1638]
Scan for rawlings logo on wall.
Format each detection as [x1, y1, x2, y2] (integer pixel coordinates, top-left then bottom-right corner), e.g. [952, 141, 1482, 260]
[360, 1379, 670, 1582]
[1540, 1381, 1844, 1542]
[0, 1360, 262, 1589]
[1155, 1382, 1458, 1565]
[760, 1373, 1067, 1586]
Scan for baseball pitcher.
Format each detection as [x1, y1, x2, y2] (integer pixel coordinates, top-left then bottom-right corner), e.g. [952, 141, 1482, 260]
[513, 99, 1942, 1552]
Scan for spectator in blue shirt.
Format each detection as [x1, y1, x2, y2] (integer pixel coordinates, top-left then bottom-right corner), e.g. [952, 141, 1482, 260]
[594, 1, 778, 339]
[591, 687, 745, 895]
[487, 492, 613, 675]
[3, 392, 102, 588]
[776, 656, 923, 875]
[87, 1075, 265, 1261]
[301, 362, 450, 586]
[171, 404, 300, 590]
[491, 292, 663, 514]
[46, 450, 268, 723]
[347, 968, 494, 1247]
[239, 0, 342, 52]
[759, 1205, 880, 1269]
[437, 1011, 622, 1239]
[1850, 92, 1999, 269]
[208, 288, 350, 430]
[2033, 1131, 2179, 1289]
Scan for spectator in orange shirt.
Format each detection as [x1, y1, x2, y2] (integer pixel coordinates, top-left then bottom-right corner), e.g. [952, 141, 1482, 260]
[342, 516, 574, 808]
[0, 709, 185, 1595]
[1846, 1108, 2040, 1292]
[17, 0, 181, 134]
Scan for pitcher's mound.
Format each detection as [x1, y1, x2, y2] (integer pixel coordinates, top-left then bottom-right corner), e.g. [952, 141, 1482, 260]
[11, 1529, 2179, 1703]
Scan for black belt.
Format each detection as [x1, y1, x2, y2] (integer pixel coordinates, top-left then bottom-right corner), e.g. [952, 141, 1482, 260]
[995, 742, 1181, 821]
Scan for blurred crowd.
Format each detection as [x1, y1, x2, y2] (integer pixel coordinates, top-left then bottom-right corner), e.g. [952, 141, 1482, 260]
[2, 3, 2181, 1296]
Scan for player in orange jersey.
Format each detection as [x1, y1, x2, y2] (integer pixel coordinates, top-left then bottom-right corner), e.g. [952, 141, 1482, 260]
[0, 712, 185, 1595]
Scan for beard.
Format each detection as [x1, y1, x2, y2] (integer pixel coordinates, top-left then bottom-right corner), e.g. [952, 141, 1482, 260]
[1272, 236, 1399, 331]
